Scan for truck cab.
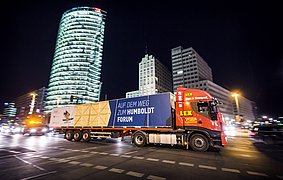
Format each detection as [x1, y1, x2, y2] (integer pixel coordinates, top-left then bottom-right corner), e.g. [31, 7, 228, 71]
[174, 87, 227, 151]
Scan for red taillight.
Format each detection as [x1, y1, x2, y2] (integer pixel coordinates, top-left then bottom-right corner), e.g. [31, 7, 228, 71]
[249, 132, 256, 136]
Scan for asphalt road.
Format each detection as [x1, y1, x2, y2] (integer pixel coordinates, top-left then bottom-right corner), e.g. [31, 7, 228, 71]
[0, 129, 283, 180]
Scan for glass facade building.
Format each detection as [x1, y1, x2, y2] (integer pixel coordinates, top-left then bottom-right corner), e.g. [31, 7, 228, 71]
[45, 7, 106, 113]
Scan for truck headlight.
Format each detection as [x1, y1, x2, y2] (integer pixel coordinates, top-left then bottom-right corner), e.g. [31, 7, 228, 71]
[30, 128, 37, 133]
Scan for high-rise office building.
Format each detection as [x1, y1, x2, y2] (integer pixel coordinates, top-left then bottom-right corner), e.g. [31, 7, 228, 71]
[15, 87, 47, 122]
[186, 80, 235, 122]
[126, 54, 172, 98]
[171, 46, 213, 92]
[2, 102, 16, 123]
[171, 46, 256, 123]
[232, 95, 256, 122]
[45, 7, 106, 113]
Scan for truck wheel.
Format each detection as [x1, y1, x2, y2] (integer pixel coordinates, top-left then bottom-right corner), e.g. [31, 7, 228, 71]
[82, 130, 91, 142]
[190, 134, 209, 152]
[133, 131, 147, 147]
[65, 130, 74, 141]
[74, 130, 83, 142]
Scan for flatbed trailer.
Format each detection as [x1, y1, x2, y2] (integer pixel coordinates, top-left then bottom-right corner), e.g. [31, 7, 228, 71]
[50, 87, 227, 151]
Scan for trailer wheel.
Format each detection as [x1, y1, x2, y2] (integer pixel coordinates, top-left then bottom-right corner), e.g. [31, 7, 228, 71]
[74, 130, 83, 142]
[82, 130, 91, 142]
[190, 134, 209, 152]
[65, 130, 74, 141]
[133, 131, 147, 147]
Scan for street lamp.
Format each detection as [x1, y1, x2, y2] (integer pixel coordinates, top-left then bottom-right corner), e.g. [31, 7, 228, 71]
[29, 93, 37, 115]
[231, 91, 241, 122]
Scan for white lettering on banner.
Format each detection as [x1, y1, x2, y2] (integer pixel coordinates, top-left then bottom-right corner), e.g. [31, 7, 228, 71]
[127, 107, 155, 115]
[117, 116, 133, 122]
[127, 101, 137, 108]
[116, 99, 155, 123]
[137, 100, 149, 107]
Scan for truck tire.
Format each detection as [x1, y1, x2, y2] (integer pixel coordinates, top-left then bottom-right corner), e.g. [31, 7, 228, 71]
[133, 131, 147, 147]
[65, 130, 74, 141]
[74, 130, 83, 142]
[189, 134, 209, 152]
[82, 130, 91, 142]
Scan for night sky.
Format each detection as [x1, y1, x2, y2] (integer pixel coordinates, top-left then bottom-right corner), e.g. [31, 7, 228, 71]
[1, 0, 282, 118]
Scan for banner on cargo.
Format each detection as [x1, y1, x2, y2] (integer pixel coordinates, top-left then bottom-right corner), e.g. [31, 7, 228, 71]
[108, 93, 172, 127]
[49, 93, 173, 128]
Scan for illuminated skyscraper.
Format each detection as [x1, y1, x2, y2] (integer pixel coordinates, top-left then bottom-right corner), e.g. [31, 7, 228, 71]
[45, 7, 106, 113]
[126, 54, 172, 98]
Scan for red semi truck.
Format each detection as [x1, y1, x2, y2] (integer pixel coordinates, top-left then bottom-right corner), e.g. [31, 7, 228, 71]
[50, 87, 227, 152]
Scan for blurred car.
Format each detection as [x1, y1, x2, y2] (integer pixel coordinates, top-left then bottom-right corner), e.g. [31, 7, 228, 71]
[0, 123, 21, 134]
[22, 124, 49, 136]
[250, 124, 283, 144]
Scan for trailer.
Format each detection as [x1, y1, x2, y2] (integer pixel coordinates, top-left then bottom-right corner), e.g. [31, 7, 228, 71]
[50, 87, 227, 151]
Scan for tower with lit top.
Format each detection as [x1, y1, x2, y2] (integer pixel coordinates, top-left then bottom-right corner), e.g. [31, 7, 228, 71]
[45, 7, 106, 113]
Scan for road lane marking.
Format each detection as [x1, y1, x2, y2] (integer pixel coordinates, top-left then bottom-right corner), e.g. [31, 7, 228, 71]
[82, 147, 97, 150]
[94, 165, 108, 170]
[31, 155, 42, 158]
[221, 168, 240, 173]
[25, 153, 34, 156]
[246, 171, 268, 177]
[124, 151, 138, 155]
[109, 168, 124, 173]
[147, 175, 166, 180]
[68, 161, 81, 165]
[90, 151, 98, 154]
[133, 156, 145, 160]
[199, 165, 217, 170]
[33, 165, 45, 171]
[126, 171, 144, 177]
[39, 156, 49, 159]
[120, 155, 132, 158]
[80, 163, 93, 167]
[15, 156, 31, 165]
[0, 155, 17, 159]
[162, 160, 175, 164]
[99, 152, 108, 155]
[9, 150, 20, 154]
[240, 154, 252, 158]
[57, 159, 71, 163]
[81, 150, 89, 153]
[146, 158, 159, 162]
[179, 162, 194, 167]
[21, 171, 57, 180]
[15, 156, 45, 171]
[110, 153, 120, 156]
[49, 158, 60, 161]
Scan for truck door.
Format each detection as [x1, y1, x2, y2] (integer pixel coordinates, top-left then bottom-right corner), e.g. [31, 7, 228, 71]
[196, 102, 210, 127]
